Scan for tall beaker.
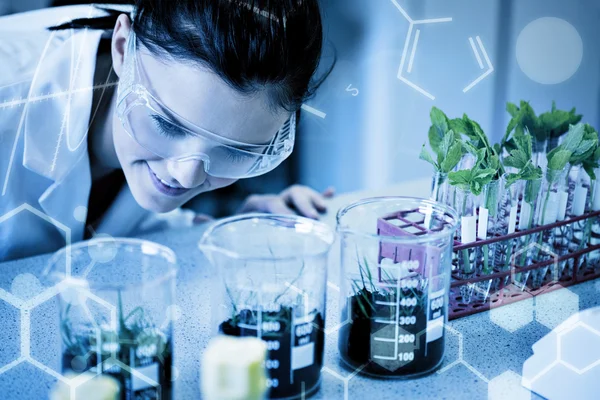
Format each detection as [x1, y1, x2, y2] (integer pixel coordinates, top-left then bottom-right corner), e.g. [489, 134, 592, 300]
[336, 197, 458, 378]
[199, 214, 335, 400]
[44, 238, 177, 400]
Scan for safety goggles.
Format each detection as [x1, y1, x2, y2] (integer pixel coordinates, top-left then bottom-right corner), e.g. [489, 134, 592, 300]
[116, 30, 295, 179]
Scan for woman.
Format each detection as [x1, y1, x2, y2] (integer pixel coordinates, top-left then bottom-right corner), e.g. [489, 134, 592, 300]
[0, 1, 333, 261]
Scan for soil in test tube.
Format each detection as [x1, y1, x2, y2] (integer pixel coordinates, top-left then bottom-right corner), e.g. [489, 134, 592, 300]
[338, 284, 445, 377]
[220, 307, 325, 399]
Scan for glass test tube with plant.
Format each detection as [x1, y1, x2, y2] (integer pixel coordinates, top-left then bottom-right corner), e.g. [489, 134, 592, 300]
[501, 131, 543, 287]
[564, 125, 599, 274]
[447, 114, 502, 302]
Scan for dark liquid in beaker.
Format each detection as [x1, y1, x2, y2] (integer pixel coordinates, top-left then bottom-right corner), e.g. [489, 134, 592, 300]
[338, 288, 445, 377]
[220, 307, 324, 399]
[63, 340, 173, 399]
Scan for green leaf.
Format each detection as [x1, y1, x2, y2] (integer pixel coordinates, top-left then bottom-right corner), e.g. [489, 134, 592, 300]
[504, 149, 529, 169]
[488, 155, 501, 173]
[458, 114, 480, 142]
[428, 125, 443, 154]
[472, 168, 496, 181]
[570, 139, 596, 163]
[448, 170, 471, 187]
[547, 148, 572, 172]
[525, 178, 542, 204]
[503, 116, 518, 144]
[419, 144, 437, 169]
[561, 123, 585, 153]
[518, 102, 543, 142]
[471, 180, 482, 195]
[493, 143, 502, 156]
[520, 163, 543, 181]
[462, 140, 480, 156]
[431, 107, 449, 137]
[538, 102, 583, 140]
[441, 141, 463, 173]
[476, 148, 487, 166]
[449, 118, 469, 137]
[439, 129, 455, 159]
[505, 173, 522, 187]
[504, 138, 517, 152]
[514, 133, 532, 158]
[507, 102, 519, 118]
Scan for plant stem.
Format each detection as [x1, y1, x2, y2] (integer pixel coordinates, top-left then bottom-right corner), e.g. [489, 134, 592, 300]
[460, 191, 473, 275]
[483, 245, 490, 274]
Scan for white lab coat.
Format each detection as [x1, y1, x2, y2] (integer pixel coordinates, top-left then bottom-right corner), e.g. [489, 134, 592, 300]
[0, 5, 195, 261]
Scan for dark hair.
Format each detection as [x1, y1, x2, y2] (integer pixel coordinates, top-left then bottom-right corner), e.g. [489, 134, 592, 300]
[50, 0, 332, 112]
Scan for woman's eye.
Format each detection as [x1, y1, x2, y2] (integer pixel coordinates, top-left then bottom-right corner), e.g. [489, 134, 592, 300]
[150, 115, 188, 139]
[220, 147, 254, 164]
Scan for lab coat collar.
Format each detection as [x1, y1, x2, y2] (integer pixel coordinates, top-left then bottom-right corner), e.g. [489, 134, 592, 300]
[23, 28, 105, 242]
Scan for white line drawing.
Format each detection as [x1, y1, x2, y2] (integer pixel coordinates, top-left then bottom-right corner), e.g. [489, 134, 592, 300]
[2, 28, 59, 196]
[436, 324, 490, 383]
[1, 16, 119, 195]
[0, 203, 72, 276]
[523, 319, 600, 389]
[407, 29, 421, 74]
[469, 37, 484, 70]
[557, 320, 600, 375]
[301, 104, 327, 119]
[390, 0, 453, 100]
[463, 36, 495, 93]
[345, 84, 359, 96]
[0, 280, 118, 395]
[321, 364, 368, 400]
[0, 83, 118, 110]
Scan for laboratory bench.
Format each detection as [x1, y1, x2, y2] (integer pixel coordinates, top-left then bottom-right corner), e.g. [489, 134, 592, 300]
[1, 178, 598, 399]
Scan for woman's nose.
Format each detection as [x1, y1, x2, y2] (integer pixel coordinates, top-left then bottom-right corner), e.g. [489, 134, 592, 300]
[166, 158, 208, 189]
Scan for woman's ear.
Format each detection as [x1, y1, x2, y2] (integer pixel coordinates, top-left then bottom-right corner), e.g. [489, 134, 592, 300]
[111, 14, 132, 79]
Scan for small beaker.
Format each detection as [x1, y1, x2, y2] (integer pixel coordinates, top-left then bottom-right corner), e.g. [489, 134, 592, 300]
[336, 197, 458, 378]
[44, 238, 177, 400]
[199, 214, 335, 400]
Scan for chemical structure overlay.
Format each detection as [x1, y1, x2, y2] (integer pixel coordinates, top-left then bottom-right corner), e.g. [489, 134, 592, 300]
[390, 0, 452, 100]
[463, 36, 494, 93]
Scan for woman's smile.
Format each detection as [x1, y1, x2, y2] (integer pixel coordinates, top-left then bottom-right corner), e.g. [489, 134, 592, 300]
[146, 163, 190, 197]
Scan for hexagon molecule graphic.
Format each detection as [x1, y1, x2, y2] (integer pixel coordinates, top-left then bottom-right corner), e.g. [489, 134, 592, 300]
[0, 203, 72, 295]
[490, 296, 534, 333]
[535, 288, 580, 330]
[559, 321, 600, 374]
[510, 242, 559, 288]
[488, 370, 531, 400]
[27, 280, 117, 383]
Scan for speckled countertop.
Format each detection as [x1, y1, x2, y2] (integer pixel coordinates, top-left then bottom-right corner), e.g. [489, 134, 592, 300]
[1, 179, 598, 399]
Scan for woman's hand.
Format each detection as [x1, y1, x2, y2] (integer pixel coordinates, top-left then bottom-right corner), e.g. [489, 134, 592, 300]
[238, 185, 335, 219]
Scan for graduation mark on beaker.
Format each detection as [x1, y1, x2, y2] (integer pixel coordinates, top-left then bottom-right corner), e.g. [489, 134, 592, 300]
[220, 285, 325, 399]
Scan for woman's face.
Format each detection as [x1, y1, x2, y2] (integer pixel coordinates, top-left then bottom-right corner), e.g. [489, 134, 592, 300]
[111, 17, 290, 213]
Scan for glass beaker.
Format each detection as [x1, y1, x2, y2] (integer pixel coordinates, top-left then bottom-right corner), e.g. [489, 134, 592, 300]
[199, 214, 335, 400]
[44, 238, 177, 400]
[336, 197, 458, 378]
